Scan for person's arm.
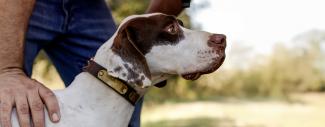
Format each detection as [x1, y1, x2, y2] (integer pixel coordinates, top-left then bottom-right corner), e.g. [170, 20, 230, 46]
[146, 0, 184, 16]
[0, 0, 60, 127]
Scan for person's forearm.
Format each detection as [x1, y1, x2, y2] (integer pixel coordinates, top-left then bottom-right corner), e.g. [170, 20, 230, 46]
[146, 0, 183, 16]
[0, 0, 36, 73]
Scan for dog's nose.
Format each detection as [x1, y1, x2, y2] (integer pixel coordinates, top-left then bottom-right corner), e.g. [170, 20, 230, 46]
[208, 34, 226, 48]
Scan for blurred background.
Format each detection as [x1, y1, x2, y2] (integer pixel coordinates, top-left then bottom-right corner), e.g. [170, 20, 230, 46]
[32, 0, 325, 127]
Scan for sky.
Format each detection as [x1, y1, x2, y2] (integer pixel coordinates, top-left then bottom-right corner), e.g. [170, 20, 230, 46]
[189, 0, 325, 54]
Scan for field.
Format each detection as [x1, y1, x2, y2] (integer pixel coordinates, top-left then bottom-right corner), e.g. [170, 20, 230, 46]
[142, 93, 325, 127]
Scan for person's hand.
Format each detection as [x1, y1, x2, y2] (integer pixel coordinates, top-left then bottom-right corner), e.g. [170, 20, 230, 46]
[0, 69, 60, 127]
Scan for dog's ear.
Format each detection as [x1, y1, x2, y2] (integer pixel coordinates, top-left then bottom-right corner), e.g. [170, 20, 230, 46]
[111, 25, 152, 88]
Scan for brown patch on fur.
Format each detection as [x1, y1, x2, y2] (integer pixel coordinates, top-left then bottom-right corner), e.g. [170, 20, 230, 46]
[113, 66, 122, 72]
[115, 14, 184, 54]
[111, 14, 185, 86]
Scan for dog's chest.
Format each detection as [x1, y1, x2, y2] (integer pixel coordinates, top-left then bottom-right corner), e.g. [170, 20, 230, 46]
[51, 73, 135, 127]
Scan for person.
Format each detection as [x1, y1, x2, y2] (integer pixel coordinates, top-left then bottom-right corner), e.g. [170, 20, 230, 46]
[0, 0, 191, 127]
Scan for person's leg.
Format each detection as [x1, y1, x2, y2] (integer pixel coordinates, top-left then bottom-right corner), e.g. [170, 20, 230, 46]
[24, 40, 41, 76]
[128, 97, 144, 127]
[24, 0, 65, 76]
[43, 0, 116, 86]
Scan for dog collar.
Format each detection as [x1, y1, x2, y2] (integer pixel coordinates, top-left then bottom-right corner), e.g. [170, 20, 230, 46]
[83, 59, 141, 106]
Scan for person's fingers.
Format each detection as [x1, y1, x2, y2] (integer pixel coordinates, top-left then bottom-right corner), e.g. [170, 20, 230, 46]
[38, 83, 60, 123]
[0, 92, 14, 127]
[27, 89, 45, 127]
[15, 94, 31, 127]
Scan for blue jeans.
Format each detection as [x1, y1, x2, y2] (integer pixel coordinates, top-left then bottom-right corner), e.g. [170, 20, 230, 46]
[23, 0, 143, 126]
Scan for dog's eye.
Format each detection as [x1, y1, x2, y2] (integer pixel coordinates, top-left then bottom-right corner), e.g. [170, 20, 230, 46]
[167, 26, 174, 33]
[165, 24, 178, 35]
[177, 19, 184, 27]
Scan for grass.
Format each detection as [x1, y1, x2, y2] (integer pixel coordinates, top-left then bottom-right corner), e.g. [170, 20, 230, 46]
[142, 117, 238, 127]
[141, 93, 325, 127]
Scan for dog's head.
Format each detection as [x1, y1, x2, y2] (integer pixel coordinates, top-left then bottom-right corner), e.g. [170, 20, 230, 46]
[96, 13, 226, 88]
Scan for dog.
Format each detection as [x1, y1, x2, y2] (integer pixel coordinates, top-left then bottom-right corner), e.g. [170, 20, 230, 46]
[5, 13, 226, 127]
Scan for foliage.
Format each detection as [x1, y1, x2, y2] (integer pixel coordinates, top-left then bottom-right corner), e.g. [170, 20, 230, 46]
[143, 117, 237, 127]
[107, 0, 150, 24]
[107, 0, 192, 27]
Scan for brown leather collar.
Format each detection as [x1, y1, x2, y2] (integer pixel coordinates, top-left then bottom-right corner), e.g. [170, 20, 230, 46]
[83, 59, 141, 105]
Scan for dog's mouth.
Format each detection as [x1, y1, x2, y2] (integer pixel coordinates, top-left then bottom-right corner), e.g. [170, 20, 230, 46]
[182, 73, 202, 80]
[181, 56, 225, 80]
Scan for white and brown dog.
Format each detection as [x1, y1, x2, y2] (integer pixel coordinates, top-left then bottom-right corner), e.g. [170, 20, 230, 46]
[6, 13, 226, 127]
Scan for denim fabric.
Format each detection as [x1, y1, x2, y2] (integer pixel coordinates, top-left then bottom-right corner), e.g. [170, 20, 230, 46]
[23, 0, 143, 126]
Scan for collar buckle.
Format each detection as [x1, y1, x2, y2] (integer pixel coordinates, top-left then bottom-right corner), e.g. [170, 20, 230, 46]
[83, 59, 141, 105]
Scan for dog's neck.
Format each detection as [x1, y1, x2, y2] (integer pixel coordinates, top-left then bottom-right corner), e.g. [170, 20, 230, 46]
[93, 38, 171, 88]
[60, 72, 134, 127]
[57, 39, 160, 126]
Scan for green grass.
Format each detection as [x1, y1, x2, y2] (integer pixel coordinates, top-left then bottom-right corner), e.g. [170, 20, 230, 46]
[142, 117, 237, 127]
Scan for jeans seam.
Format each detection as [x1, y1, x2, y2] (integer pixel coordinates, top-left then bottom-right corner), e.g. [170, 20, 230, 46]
[62, 0, 70, 32]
